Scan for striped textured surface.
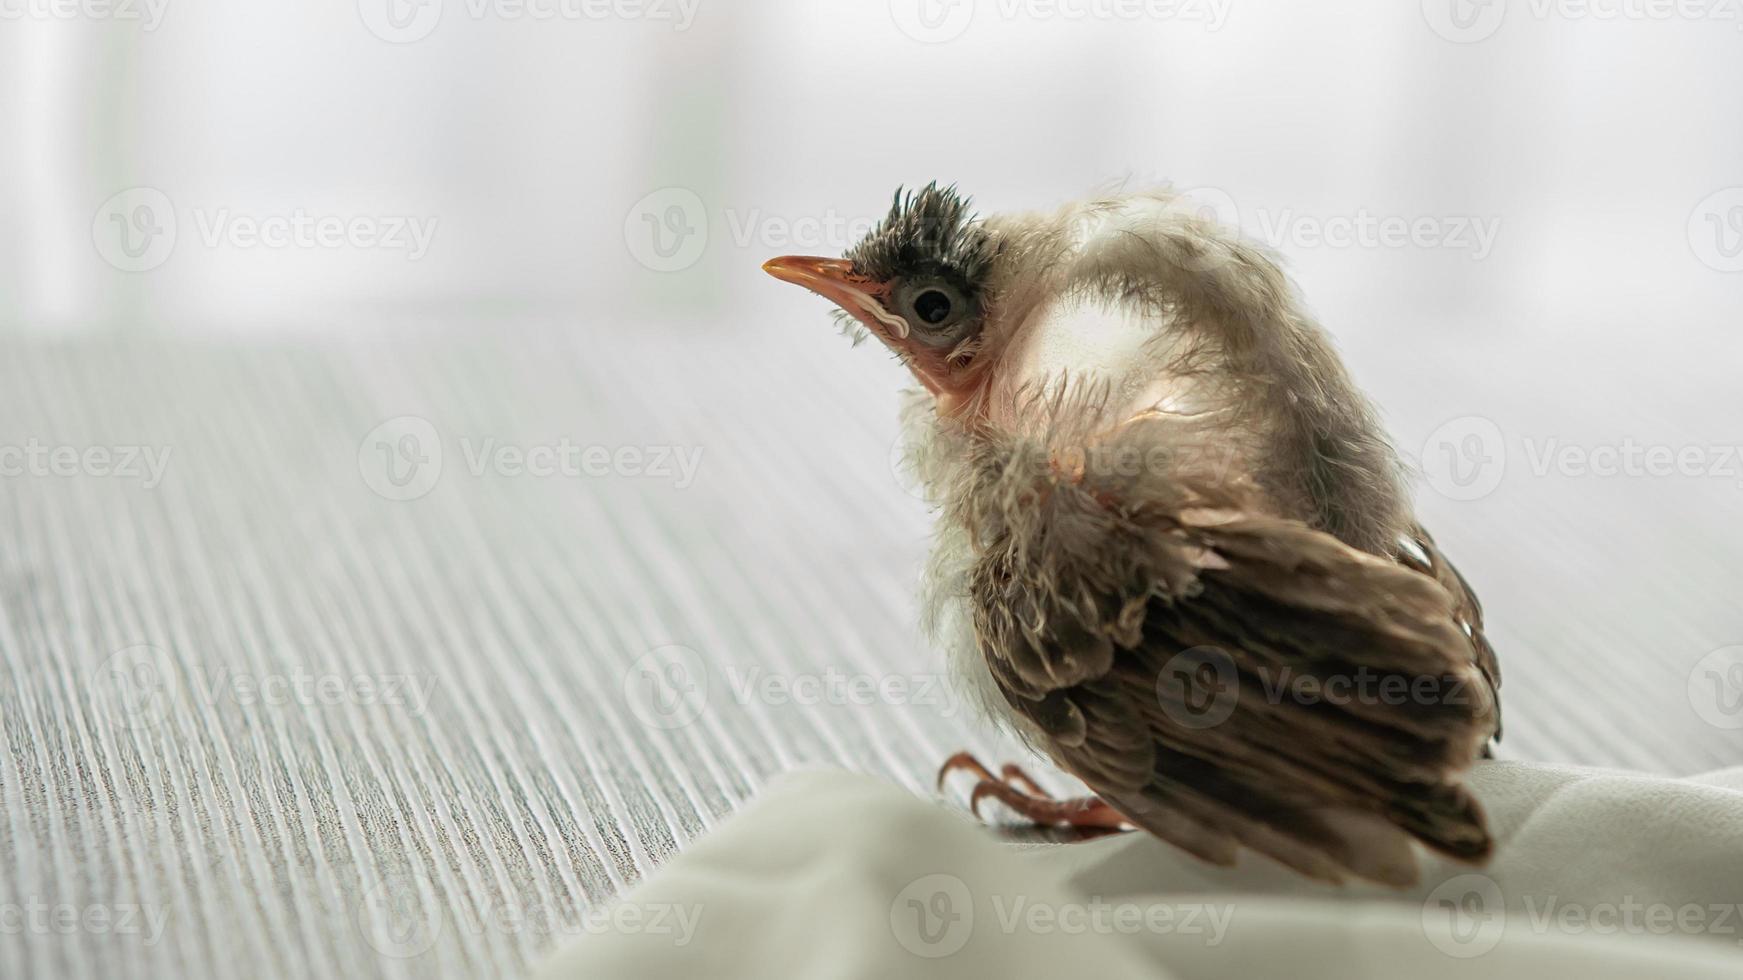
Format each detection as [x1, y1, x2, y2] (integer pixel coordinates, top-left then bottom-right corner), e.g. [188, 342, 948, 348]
[0, 319, 1737, 979]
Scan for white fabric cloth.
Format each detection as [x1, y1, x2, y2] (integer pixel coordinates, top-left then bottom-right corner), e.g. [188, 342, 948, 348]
[534, 762, 1743, 978]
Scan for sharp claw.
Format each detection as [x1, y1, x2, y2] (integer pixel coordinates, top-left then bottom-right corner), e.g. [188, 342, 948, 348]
[998, 763, 1051, 799]
[936, 752, 965, 791]
[936, 750, 992, 791]
[968, 781, 993, 820]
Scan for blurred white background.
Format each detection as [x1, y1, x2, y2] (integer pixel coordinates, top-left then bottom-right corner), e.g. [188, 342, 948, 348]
[3, 0, 1740, 336]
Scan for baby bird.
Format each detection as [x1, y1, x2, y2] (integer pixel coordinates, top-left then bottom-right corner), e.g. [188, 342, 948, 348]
[764, 184, 1501, 886]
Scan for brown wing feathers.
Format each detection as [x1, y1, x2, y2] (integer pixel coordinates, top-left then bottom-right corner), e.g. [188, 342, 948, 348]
[965, 456, 1499, 886]
[1399, 522, 1504, 745]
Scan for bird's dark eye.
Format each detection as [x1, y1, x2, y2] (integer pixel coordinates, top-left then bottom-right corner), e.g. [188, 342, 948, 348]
[913, 289, 952, 324]
[892, 278, 977, 345]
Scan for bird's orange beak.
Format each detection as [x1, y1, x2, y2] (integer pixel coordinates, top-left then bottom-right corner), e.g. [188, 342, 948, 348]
[761, 255, 898, 332]
[763, 255, 950, 398]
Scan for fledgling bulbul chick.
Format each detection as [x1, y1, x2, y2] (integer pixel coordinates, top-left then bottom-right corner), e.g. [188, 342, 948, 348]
[764, 184, 1502, 887]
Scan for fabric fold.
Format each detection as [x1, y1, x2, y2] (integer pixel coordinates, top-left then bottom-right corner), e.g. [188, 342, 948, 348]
[536, 762, 1743, 979]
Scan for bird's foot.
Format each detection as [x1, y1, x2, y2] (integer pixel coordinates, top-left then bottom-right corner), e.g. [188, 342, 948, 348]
[936, 751, 1133, 833]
